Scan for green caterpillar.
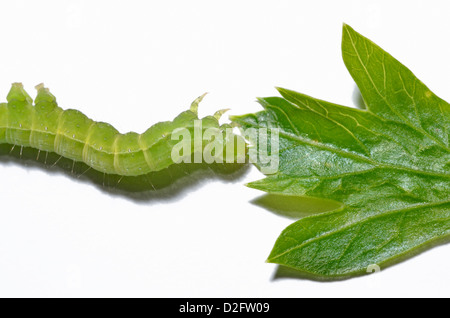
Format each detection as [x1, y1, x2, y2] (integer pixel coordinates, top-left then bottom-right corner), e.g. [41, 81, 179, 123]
[0, 83, 241, 177]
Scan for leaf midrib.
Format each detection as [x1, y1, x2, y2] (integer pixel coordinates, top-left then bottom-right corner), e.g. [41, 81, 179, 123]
[268, 199, 450, 262]
[264, 127, 450, 179]
[276, 89, 424, 162]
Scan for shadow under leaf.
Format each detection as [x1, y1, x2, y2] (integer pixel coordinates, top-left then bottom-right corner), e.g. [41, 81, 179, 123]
[251, 193, 341, 219]
[352, 85, 366, 110]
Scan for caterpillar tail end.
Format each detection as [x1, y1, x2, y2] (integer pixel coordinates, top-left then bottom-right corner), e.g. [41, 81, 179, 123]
[190, 92, 208, 115]
[34, 83, 56, 104]
[35, 83, 47, 92]
[7, 82, 33, 104]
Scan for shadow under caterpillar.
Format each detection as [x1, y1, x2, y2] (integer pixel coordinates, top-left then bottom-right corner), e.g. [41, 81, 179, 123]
[0, 83, 249, 200]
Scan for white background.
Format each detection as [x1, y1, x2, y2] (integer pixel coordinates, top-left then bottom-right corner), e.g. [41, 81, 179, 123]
[0, 0, 449, 297]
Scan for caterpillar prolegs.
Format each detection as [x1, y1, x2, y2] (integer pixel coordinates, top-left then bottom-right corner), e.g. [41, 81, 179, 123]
[0, 83, 245, 180]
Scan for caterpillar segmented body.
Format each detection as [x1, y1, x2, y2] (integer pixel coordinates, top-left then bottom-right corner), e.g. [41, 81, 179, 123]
[0, 83, 235, 176]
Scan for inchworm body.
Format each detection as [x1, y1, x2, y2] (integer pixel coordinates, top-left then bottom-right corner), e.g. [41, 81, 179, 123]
[0, 83, 235, 176]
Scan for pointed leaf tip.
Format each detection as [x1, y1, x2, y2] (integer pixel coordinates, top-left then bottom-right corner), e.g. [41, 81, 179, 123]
[190, 92, 208, 114]
[214, 108, 230, 120]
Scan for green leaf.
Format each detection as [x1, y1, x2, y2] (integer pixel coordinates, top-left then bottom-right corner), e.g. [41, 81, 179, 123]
[231, 24, 450, 279]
